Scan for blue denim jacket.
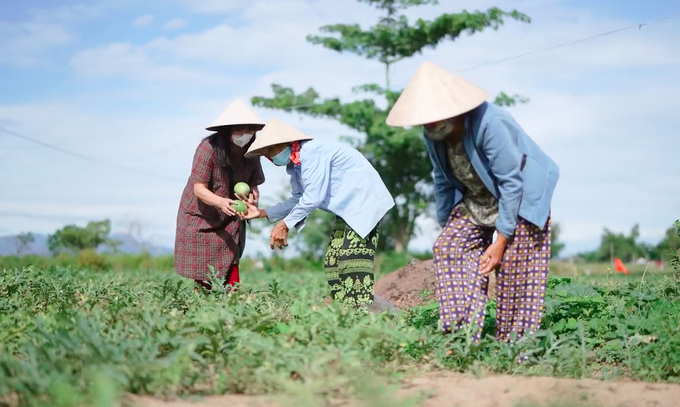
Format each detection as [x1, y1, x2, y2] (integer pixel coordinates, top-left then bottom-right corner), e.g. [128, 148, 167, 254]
[425, 102, 559, 238]
[266, 139, 395, 238]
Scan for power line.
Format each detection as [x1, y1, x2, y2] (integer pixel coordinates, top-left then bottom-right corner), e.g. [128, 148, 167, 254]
[278, 12, 680, 110]
[454, 13, 680, 72]
[0, 126, 184, 183]
[3, 12, 678, 168]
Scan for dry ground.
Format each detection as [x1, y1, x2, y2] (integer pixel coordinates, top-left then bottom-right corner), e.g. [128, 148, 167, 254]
[130, 371, 680, 407]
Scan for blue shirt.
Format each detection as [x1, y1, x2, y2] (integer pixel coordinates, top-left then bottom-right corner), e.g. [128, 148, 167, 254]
[425, 102, 560, 239]
[265, 139, 395, 238]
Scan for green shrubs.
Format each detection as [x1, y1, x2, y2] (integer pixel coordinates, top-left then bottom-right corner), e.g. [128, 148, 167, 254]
[1, 264, 679, 406]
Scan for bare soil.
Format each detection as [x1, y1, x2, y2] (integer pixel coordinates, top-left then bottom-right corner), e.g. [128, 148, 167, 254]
[129, 372, 680, 407]
[375, 259, 497, 309]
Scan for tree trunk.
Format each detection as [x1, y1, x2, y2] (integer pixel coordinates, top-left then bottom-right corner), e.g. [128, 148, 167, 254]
[391, 213, 411, 253]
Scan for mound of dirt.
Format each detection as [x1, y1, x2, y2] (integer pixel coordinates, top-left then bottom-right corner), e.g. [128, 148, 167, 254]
[375, 259, 497, 310]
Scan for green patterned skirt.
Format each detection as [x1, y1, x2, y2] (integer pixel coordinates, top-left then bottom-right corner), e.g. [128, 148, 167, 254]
[323, 217, 379, 306]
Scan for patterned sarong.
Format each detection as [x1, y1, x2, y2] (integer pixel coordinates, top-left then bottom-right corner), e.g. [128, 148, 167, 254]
[433, 207, 551, 343]
[323, 217, 379, 306]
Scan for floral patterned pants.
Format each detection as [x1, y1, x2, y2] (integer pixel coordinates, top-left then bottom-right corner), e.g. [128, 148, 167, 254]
[323, 217, 379, 306]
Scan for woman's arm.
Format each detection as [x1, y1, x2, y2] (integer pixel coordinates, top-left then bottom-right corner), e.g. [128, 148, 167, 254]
[480, 116, 523, 240]
[189, 142, 236, 216]
[240, 170, 302, 221]
[193, 182, 224, 207]
[281, 153, 330, 231]
[194, 182, 237, 216]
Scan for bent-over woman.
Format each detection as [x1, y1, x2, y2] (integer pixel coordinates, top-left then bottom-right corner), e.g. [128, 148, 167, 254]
[239, 118, 396, 311]
[386, 62, 560, 343]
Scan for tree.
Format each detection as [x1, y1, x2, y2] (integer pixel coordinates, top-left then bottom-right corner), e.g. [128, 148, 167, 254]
[670, 220, 679, 281]
[292, 210, 336, 261]
[649, 221, 680, 261]
[252, 0, 530, 252]
[580, 224, 648, 263]
[253, 184, 335, 261]
[550, 222, 565, 259]
[48, 219, 120, 255]
[15, 232, 35, 256]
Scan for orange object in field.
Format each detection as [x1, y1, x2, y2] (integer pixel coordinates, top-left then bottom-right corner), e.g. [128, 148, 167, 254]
[614, 258, 629, 274]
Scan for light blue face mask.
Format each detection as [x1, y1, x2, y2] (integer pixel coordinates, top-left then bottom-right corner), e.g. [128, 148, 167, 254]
[270, 146, 291, 166]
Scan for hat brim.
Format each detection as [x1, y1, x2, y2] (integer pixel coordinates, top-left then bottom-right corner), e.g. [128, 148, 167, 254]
[205, 122, 266, 132]
[385, 61, 488, 127]
[244, 135, 313, 158]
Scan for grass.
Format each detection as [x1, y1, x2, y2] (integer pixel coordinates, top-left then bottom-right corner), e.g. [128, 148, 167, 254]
[1, 262, 679, 407]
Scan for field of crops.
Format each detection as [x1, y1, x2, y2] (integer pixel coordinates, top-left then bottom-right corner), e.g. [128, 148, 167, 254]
[2, 262, 680, 407]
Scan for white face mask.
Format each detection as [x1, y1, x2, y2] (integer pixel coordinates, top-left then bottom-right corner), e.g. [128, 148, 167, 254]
[232, 132, 253, 147]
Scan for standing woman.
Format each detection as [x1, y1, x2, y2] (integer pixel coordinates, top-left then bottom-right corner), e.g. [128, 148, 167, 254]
[385, 62, 560, 343]
[174, 99, 266, 292]
[238, 118, 396, 311]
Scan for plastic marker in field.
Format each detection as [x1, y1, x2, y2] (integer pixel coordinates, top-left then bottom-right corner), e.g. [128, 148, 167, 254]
[614, 258, 629, 275]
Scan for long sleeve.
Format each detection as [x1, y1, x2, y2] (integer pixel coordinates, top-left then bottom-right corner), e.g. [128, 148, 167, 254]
[480, 117, 523, 239]
[425, 134, 458, 228]
[431, 153, 457, 228]
[282, 153, 331, 230]
[265, 167, 303, 222]
[190, 141, 214, 185]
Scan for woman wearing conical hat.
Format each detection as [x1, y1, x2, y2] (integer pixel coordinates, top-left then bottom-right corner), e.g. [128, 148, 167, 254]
[238, 118, 396, 311]
[386, 62, 560, 343]
[174, 99, 266, 293]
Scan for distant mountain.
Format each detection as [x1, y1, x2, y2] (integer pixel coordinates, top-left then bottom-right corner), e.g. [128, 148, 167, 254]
[0, 233, 173, 257]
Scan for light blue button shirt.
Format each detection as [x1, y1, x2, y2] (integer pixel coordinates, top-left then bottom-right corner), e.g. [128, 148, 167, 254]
[265, 139, 395, 239]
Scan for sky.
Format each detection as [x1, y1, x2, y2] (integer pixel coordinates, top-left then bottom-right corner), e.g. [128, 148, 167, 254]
[0, 0, 679, 258]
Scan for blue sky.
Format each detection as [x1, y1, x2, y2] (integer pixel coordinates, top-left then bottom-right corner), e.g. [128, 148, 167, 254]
[1, 0, 679, 258]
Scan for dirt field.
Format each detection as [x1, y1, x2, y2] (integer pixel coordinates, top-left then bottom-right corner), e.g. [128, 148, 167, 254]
[375, 259, 497, 309]
[130, 371, 680, 407]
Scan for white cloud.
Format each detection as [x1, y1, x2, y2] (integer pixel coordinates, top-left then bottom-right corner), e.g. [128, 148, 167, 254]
[70, 42, 235, 85]
[26, 0, 129, 23]
[0, 22, 71, 66]
[3, 0, 679, 256]
[173, 0, 245, 13]
[133, 14, 154, 28]
[163, 18, 187, 30]
[0, 0, 130, 67]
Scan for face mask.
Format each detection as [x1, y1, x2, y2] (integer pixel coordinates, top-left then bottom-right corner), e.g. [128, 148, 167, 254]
[425, 120, 454, 141]
[232, 132, 253, 147]
[270, 146, 291, 166]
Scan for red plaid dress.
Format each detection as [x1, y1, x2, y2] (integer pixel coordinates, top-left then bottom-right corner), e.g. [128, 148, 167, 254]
[174, 137, 265, 281]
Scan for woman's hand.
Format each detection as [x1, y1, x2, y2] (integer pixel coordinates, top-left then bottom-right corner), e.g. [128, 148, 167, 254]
[236, 188, 259, 207]
[217, 197, 239, 216]
[480, 233, 509, 274]
[237, 199, 266, 221]
[270, 221, 289, 250]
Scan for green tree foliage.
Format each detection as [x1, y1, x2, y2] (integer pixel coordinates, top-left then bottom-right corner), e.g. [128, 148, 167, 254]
[577, 221, 680, 264]
[671, 220, 680, 281]
[252, 0, 530, 252]
[579, 224, 648, 263]
[47, 219, 120, 255]
[14, 232, 35, 256]
[649, 222, 680, 261]
[550, 222, 566, 259]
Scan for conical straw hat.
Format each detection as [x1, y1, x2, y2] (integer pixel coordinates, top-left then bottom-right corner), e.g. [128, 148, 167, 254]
[206, 99, 266, 131]
[245, 118, 313, 158]
[385, 61, 488, 127]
